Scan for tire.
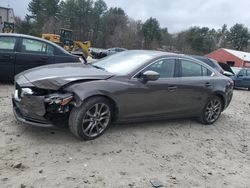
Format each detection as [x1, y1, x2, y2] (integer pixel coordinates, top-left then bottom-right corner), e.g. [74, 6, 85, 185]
[248, 87, 250, 91]
[69, 97, 113, 140]
[198, 96, 223, 125]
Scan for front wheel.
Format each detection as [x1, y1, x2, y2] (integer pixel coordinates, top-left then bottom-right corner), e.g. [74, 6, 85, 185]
[69, 97, 113, 140]
[199, 96, 223, 125]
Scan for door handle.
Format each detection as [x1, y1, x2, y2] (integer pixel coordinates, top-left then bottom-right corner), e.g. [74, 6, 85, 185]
[168, 86, 178, 91]
[205, 82, 212, 87]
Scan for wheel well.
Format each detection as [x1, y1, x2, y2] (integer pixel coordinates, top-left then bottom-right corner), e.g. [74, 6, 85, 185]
[83, 95, 119, 121]
[214, 94, 225, 111]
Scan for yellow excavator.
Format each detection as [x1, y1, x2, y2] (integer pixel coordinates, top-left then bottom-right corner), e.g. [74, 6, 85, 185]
[42, 28, 91, 58]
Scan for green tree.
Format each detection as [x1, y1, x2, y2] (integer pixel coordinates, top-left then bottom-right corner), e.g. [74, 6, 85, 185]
[28, 0, 59, 17]
[60, 0, 97, 41]
[100, 7, 128, 47]
[213, 24, 228, 48]
[15, 16, 38, 35]
[227, 23, 249, 51]
[141, 18, 161, 49]
[59, 0, 78, 30]
[91, 0, 107, 45]
[28, 0, 60, 34]
[185, 27, 214, 54]
[160, 27, 172, 50]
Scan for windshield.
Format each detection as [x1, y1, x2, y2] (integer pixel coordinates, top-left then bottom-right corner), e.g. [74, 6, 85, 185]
[231, 67, 241, 75]
[93, 51, 156, 75]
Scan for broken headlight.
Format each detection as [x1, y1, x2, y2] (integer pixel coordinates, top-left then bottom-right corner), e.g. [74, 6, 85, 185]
[44, 93, 74, 113]
[20, 88, 34, 97]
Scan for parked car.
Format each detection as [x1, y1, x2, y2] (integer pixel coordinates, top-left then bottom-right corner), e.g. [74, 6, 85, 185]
[231, 67, 250, 90]
[13, 50, 233, 140]
[105, 47, 128, 56]
[190, 55, 234, 76]
[91, 47, 128, 59]
[0, 33, 84, 82]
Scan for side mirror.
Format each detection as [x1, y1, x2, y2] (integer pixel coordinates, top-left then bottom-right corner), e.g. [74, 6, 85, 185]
[141, 70, 160, 82]
[238, 74, 243, 77]
[223, 71, 234, 77]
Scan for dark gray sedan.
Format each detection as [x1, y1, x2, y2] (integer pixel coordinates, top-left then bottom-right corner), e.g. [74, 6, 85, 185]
[12, 50, 234, 140]
[0, 33, 84, 82]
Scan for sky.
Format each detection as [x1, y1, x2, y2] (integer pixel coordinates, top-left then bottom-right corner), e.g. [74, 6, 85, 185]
[2, 0, 250, 33]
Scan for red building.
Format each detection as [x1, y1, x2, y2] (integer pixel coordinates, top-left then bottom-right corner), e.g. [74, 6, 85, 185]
[207, 48, 250, 68]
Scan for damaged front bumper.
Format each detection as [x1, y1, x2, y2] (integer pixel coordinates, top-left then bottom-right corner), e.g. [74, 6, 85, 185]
[12, 84, 73, 128]
[12, 94, 54, 128]
[13, 97, 54, 128]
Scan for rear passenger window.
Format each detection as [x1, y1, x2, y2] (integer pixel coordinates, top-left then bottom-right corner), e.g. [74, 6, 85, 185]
[181, 60, 202, 77]
[47, 45, 54, 55]
[0, 37, 16, 51]
[21, 39, 54, 55]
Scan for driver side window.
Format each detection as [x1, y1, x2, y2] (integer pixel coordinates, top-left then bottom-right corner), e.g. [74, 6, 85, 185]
[143, 59, 175, 78]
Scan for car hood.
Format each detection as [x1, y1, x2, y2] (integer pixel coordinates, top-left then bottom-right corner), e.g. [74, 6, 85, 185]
[16, 63, 114, 90]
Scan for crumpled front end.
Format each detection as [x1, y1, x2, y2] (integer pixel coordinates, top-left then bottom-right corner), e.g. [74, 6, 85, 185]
[12, 77, 74, 128]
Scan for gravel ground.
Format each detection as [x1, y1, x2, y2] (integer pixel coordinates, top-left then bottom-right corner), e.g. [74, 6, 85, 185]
[0, 84, 250, 188]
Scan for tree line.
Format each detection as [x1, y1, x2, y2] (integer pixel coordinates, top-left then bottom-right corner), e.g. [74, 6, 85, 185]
[15, 0, 250, 55]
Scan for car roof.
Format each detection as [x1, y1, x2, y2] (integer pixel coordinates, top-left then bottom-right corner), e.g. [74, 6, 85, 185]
[118, 50, 179, 59]
[0, 33, 68, 52]
[189, 55, 216, 63]
[120, 50, 217, 60]
[189, 55, 209, 59]
[116, 50, 217, 70]
[188, 54, 223, 68]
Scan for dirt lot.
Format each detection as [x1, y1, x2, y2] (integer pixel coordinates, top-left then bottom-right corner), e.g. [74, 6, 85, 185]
[0, 84, 250, 188]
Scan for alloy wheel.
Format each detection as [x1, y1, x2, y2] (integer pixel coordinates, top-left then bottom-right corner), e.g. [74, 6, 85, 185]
[205, 99, 222, 123]
[82, 103, 111, 138]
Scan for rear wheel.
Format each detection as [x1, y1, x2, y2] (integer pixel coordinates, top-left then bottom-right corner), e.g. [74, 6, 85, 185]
[69, 97, 113, 140]
[199, 96, 223, 125]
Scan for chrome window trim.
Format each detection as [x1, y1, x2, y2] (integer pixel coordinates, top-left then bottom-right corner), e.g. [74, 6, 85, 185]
[131, 56, 216, 80]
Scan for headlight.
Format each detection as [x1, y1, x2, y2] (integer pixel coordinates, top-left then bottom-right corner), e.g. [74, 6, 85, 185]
[44, 93, 74, 113]
[20, 88, 34, 97]
[44, 93, 73, 106]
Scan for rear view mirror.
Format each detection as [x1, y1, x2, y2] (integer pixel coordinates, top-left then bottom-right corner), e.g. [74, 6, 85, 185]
[141, 70, 160, 82]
